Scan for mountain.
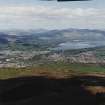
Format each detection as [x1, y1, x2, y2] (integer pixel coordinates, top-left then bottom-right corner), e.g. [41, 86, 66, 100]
[0, 28, 105, 50]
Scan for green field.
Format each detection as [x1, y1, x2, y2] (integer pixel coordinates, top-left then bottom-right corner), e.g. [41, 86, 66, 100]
[0, 62, 105, 79]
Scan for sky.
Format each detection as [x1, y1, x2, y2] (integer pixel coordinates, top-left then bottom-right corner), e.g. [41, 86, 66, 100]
[0, 0, 105, 30]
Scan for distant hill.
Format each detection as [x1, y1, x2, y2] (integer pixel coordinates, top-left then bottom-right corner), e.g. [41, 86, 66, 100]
[0, 29, 105, 50]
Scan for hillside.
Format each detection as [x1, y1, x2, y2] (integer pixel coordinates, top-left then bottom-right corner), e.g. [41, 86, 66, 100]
[0, 64, 105, 105]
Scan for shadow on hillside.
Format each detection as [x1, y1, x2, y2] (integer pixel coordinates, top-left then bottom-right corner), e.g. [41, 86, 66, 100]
[0, 76, 105, 105]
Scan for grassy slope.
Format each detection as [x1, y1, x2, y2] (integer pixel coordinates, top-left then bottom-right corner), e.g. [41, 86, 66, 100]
[0, 62, 105, 79]
[1, 62, 105, 105]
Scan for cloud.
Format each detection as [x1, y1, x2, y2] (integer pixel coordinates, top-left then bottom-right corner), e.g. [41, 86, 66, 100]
[0, 6, 105, 29]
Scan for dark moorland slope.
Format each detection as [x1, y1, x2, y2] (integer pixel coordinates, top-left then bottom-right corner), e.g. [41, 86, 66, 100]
[0, 75, 105, 105]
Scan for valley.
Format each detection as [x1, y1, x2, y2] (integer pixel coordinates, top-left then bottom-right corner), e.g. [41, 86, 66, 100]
[0, 29, 105, 105]
[0, 29, 105, 67]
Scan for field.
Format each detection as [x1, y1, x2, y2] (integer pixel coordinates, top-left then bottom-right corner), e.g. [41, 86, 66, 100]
[0, 62, 105, 79]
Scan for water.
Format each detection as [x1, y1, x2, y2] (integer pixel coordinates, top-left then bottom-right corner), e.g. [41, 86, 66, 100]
[53, 41, 105, 50]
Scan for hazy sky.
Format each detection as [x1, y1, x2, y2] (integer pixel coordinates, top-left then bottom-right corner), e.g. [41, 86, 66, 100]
[0, 0, 105, 30]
